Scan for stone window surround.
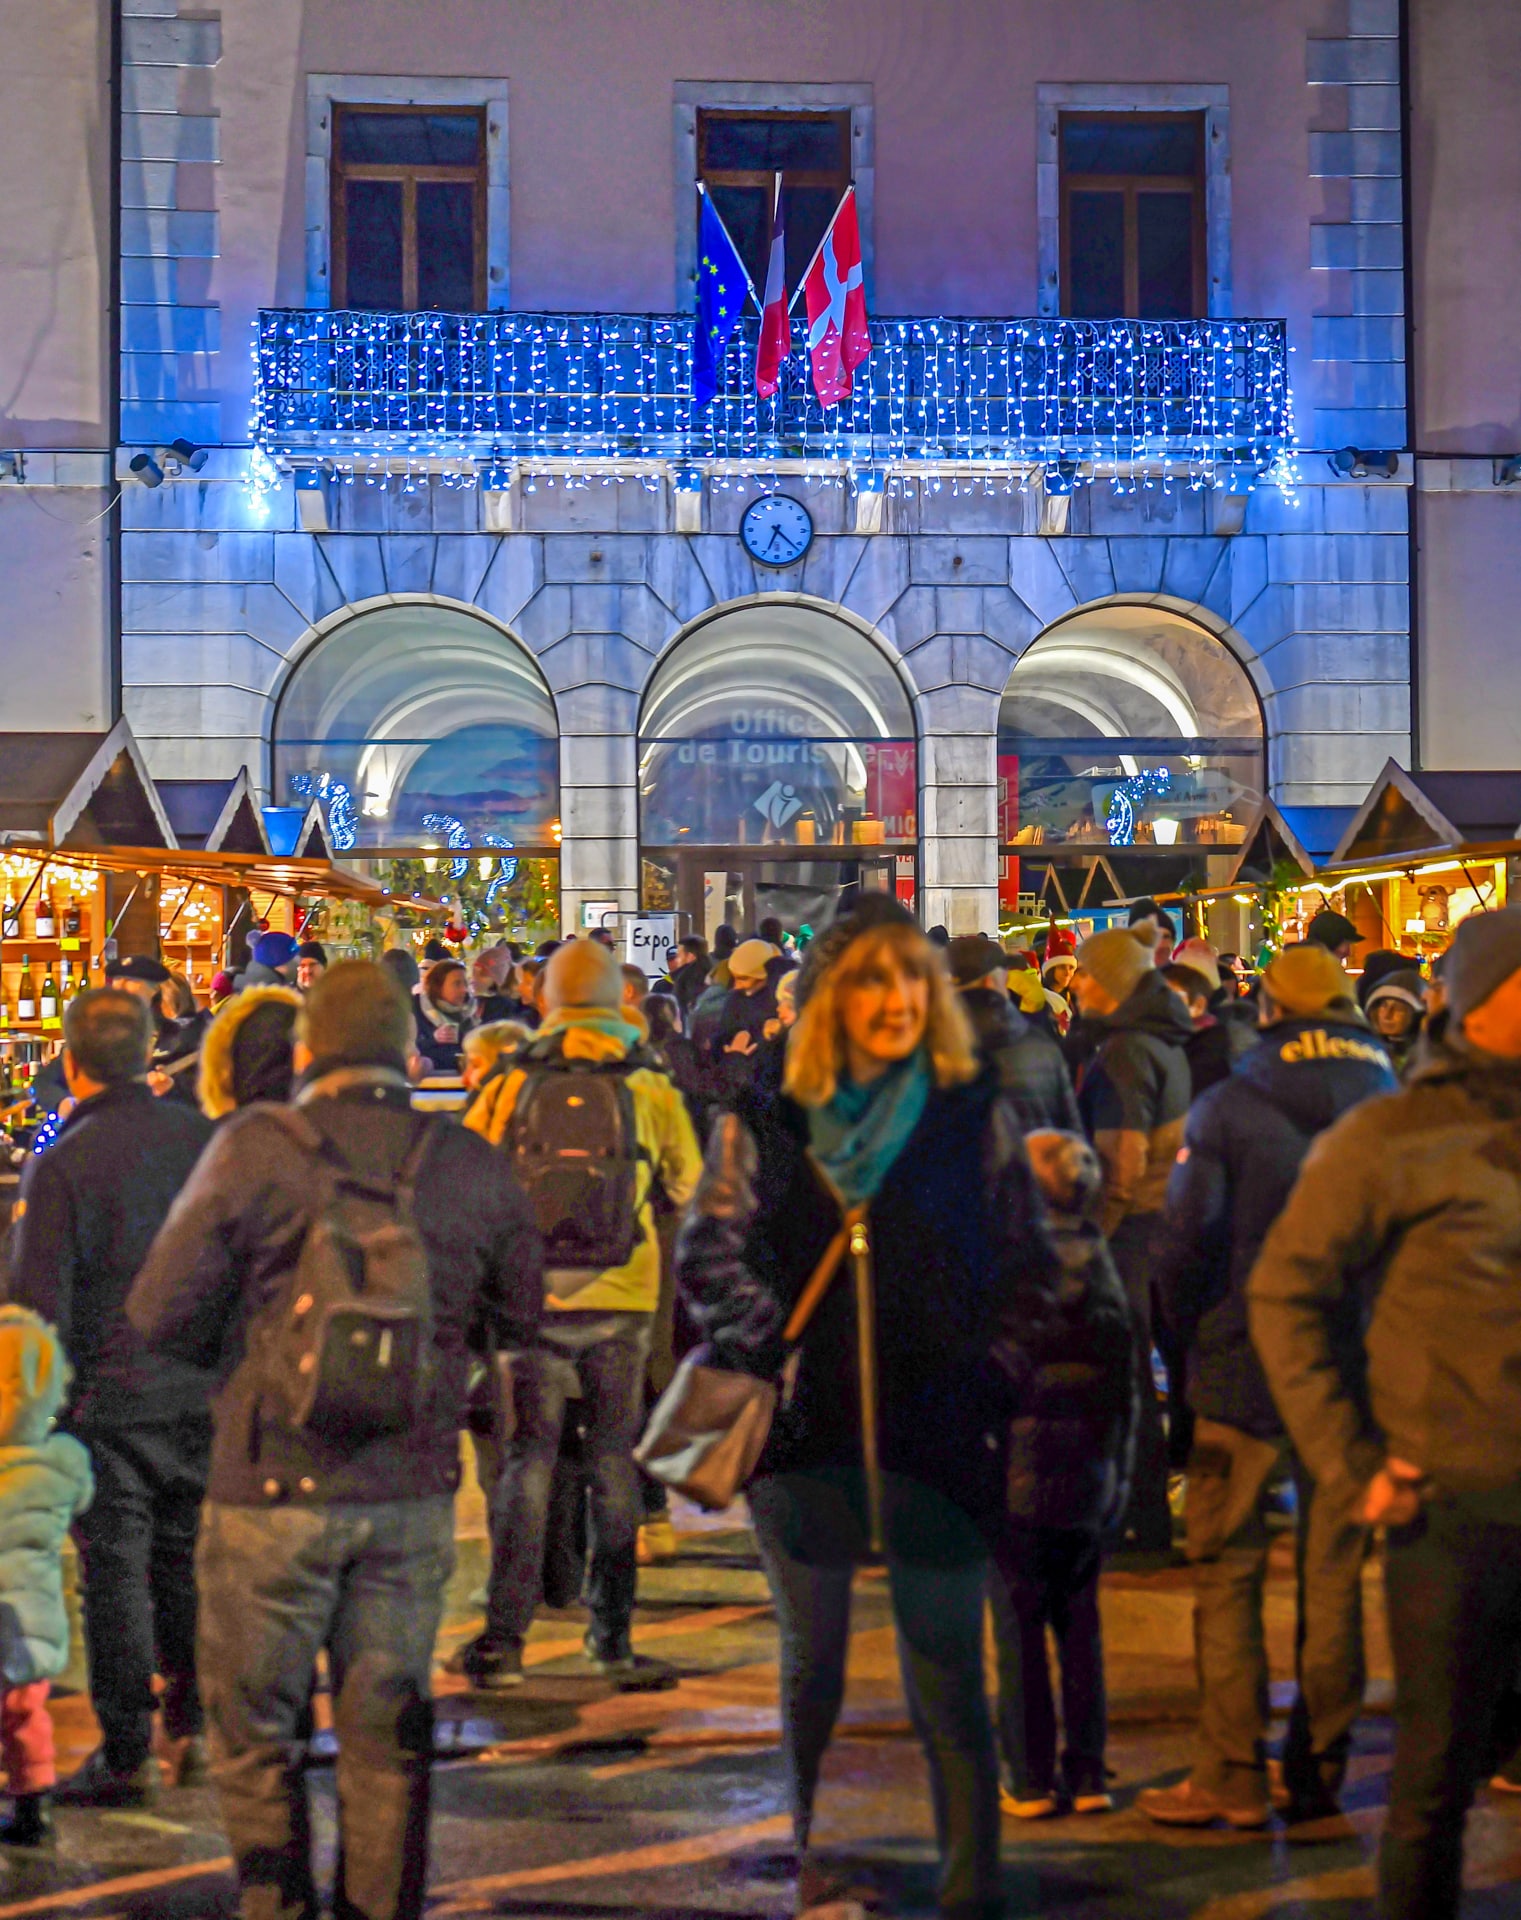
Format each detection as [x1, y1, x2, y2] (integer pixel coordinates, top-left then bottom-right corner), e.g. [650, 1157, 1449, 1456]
[1036, 83, 1231, 319]
[673, 82, 874, 312]
[305, 75, 511, 309]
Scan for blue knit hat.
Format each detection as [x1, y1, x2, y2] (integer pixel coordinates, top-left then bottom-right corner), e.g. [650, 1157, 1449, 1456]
[252, 930, 299, 970]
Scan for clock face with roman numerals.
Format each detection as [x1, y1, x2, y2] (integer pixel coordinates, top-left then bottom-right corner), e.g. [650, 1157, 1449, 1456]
[740, 493, 814, 569]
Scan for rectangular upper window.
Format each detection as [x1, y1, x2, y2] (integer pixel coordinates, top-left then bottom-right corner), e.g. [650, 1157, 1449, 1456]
[1060, 112, 1205, 319]
[697, 108, 850, 299]
[332, 105, 486, 310]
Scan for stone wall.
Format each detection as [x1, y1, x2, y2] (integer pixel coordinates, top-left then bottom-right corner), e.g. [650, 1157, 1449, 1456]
[122, 474, 1410, 934]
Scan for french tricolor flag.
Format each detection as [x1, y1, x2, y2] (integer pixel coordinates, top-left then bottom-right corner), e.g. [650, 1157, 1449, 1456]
[755, 172, 790, 397]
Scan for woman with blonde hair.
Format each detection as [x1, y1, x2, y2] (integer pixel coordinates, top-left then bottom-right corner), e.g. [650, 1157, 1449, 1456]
[677, 897, 1060, 1920]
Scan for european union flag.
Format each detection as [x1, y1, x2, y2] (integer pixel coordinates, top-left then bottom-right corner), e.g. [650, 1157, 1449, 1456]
[693, 188, 753, 411]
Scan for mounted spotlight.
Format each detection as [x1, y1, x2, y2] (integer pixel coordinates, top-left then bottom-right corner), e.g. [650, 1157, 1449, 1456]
[166, 437, 209, 473]
[129, 451, 164, 488]
[1328, 446, 1400, 480]
[1495, 455, 1521, 487]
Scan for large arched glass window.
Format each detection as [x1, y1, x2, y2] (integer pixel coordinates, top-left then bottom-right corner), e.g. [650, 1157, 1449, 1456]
[998, 605, 1263, 853]
[273, 604, 559, 854]
[639, 605, 917, 851]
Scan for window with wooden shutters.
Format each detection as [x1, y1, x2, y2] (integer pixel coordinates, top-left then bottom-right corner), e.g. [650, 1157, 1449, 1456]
[697, 109, 851, 300]
[1060, 113, 1206, 319]
[332, 106, 486, 310]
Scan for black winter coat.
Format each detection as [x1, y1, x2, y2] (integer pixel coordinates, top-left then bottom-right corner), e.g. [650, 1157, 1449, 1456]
[959, 987, 1082, 1134]
[7, 1081, 216, 1428]
[676, 1073, 1062, 1561]
[1006, 1213, 1137, 1534]
[127, 1074, 544, 1505]
[1155, 1015, 1395, 1438]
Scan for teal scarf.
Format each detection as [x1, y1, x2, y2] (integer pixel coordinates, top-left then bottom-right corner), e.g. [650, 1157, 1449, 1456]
[807, 1051, 930, 1208]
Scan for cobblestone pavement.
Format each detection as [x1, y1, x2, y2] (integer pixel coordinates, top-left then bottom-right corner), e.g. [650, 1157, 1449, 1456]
[7, 1504, 1521, 1919]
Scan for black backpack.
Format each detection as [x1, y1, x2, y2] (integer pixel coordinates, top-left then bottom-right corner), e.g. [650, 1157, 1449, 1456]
[502, 1055, 646, 1278]
[257, 1107, 439, 1445]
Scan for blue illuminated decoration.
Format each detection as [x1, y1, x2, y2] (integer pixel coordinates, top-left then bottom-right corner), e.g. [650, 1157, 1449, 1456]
[252, 310, 1294, 491]
[290, 771, 357, 851]
[30, 1112, 61, 1157]
[422, 812, 471, 879]
[1106, 767, 1173, 848]
[481, 833, 518, 905]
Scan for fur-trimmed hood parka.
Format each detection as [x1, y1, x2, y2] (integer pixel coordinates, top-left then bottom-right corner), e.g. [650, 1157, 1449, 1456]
[198, 986, 302, 1118]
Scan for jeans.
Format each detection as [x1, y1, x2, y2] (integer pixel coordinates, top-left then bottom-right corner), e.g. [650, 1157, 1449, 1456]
[1381, 1498, 1521, 1920]
[72, 1416, 210, 1769]
[1109, 1215, 1174, 1552]
[196, 1496, 455, 1920]
[486, 1310, 651, 1653]
[989, 1525, 1105, 1799]
[750, 1473, 1002, 1920]
[1184, 1418, 1366, 1807]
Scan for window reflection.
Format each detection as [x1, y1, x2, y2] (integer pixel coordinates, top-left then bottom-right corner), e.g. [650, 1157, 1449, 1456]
[273, 605, 559, 853]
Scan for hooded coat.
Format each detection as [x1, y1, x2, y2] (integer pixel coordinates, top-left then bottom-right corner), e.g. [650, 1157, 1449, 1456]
[1155, 1014, 1396, 1438]
[1250, 1039, 1521, 1519]
[197, 986, 302, 1118]
[1075, 969, 1195, 1236]
[958, 986, 1081, 1134]
[0, 1307, 94, 1684]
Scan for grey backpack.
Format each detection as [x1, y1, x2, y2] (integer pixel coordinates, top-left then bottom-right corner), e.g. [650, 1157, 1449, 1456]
[259, 1108, 438, 1445]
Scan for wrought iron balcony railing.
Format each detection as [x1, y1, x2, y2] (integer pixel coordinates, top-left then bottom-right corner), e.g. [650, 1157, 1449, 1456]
[252, 309, 1291, 475]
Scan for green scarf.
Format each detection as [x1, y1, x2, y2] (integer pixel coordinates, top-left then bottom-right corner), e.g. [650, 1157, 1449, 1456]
[536, 1005, 645, 1050]
[807, 1051, 930, 1208]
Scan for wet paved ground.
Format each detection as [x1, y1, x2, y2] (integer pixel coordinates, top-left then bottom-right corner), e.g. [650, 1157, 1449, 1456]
[8, 1501, 1521, 1919]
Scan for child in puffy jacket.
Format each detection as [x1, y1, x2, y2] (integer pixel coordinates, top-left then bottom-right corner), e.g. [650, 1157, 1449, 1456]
[0, 1306, 94, 1845]
[990, 1130, 1136, 1820]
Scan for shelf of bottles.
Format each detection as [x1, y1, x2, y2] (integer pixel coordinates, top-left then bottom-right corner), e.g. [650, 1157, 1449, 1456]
[0, 856, 100, 1109]
[159, 881, 224, 999]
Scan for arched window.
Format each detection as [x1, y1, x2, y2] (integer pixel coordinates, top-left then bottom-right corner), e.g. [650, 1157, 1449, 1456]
[638, 603, 917, 929]
[640, 604, 916, 849]
[998, 604, 1263, 854]
[272, 603, 558, 854]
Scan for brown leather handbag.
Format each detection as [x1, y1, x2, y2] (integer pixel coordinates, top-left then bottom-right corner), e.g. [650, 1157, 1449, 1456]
[633, 1206, 864, 1511]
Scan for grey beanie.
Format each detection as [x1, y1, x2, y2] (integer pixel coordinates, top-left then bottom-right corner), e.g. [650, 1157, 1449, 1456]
[1445, 907, 1521, 1023]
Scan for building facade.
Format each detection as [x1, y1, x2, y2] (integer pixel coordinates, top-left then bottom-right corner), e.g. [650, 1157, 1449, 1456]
[12, 0, 1485, 939]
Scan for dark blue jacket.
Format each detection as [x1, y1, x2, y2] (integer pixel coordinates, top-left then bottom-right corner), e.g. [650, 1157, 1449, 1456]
[1006, 1211, 1136, 1534]
[1155, 1014, 1396, 1438]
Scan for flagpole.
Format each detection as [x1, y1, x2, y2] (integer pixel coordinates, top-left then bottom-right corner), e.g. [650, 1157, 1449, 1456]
[697, 180, 760, 313]
[787, 184, 854, 315]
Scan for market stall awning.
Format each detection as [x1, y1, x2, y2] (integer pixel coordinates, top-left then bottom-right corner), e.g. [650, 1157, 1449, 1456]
[1331, 761, 1521, 866]
[0, 842, 441, 911]
[0, 720, 176, 850]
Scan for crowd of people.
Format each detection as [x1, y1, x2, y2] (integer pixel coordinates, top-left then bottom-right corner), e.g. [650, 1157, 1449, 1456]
[0, 885, 1517, 1920]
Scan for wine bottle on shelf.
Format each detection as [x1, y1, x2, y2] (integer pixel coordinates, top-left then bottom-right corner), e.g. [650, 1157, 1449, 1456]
[63, 897, 82, 939]
[16, 957, 36, 1023]
[40, 967, 58, 1023]
[33, 891, 55, 940]
[1, 894, 18, 940]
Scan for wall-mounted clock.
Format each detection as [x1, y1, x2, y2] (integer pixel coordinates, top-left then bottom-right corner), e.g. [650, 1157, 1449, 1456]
[740, 493, 814, 569]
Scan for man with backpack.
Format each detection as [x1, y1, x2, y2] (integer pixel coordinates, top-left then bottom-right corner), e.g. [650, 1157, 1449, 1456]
[127, 961, 543, 1920]
[455, 937, 702, 1690]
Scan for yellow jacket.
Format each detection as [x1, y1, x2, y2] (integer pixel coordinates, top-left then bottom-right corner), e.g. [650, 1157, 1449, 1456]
[464, 1006, 702, 1314]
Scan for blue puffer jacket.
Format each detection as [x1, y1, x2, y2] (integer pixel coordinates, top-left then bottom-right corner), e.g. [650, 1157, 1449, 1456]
[0, 1307, 94, 1684]
[1155, 1014, 1396, 1439]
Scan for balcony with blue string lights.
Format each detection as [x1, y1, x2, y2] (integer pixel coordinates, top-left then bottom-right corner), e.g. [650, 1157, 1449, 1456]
[251, 310, 1294, 491]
